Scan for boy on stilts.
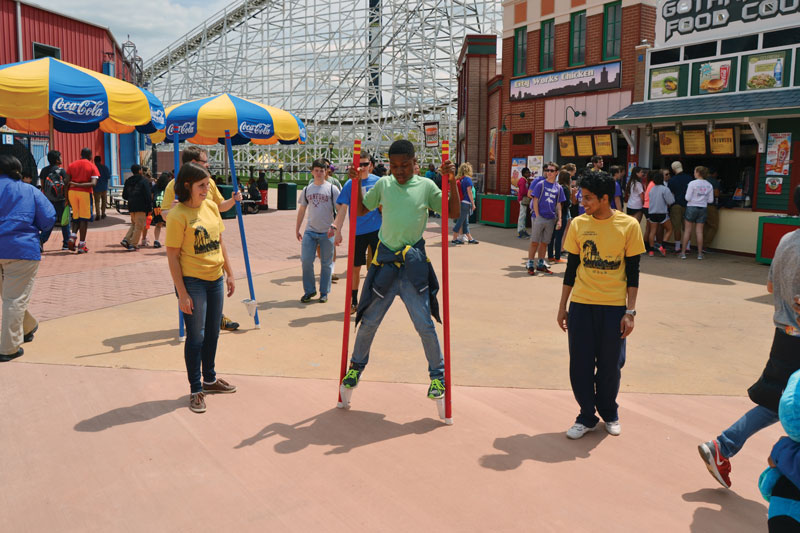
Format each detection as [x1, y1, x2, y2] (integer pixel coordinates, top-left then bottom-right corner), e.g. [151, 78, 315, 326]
[341, 140, 459, 400]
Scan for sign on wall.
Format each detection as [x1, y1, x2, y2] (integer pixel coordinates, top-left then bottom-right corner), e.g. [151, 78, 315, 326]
[575, 135, 594, 157]
[511, 157, 527, 184]
[766, 133, 792, 177]
[558, 136, 576, 157]
[698, 59, 732, 94]
[655, 0, 800, 47]
[744, 52, 787, 91]
[594, 134, 613, 156]
[527, 156, 543, 178]
[488, 127, 497, 164]
[710, 128, 734, 155]
[424, 122, 440, 147]
[683, 130, 706, 155]
[509, 62, 621, 101]
[650, 66, 681, 100]
[658, 131, 681, 156]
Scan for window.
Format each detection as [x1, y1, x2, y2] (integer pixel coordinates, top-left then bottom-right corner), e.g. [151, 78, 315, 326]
[603, 2, 621, 60]
[512, 133, 533, 145]
[32, 43, 60, 60]
[514, 27, 527, 76]
[721, 35, 758, 55]
[684, 41, 717, 60]
[540, 19, 554, 71]
[650, 48, 680, 65]
[570, 11, 586, 66]
[763, 28, 800, 49]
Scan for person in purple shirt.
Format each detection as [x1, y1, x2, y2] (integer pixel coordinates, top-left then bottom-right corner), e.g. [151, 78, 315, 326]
[527, 162, 565, 276]
[610, 165, 623, 211]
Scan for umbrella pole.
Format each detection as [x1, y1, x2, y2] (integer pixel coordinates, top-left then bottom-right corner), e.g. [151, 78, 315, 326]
[337, 140, 361, 408]
[174, 133, 185, 341]
[224, 130, 260, 329]
[48, 115, 54, 152]
[440, 141, 453, 425]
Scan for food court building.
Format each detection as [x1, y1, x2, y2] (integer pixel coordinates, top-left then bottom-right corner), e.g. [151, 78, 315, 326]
[608, 2, 800, 255]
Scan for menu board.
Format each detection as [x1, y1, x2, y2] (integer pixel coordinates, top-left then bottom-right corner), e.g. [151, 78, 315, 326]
[658, 131, 681, 155]
[594, 134, 613, 156]
[710, 128, 734, 155]
[766, 133, 792, 177]
[745, 51, 787, 91]
[683, 130, 707, 155]
[575, 135, 594, 157]
[558, 136, 575, 157]
[650, 66, 680, 100]
[699, 59, 732, 94]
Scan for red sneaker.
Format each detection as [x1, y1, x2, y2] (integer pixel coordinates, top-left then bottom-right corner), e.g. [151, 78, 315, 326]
[536, 265, 554, 275]
[698, 440, 732, 488]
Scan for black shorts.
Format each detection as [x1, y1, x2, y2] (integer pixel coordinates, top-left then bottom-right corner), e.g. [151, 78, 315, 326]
[648, 213, 667, 224]
[626, 207, 643, 216]
[354, 230, 380, 267]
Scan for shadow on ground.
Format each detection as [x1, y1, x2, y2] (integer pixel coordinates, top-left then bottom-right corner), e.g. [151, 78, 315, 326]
[235, 408, 441, 455]
[74, 397, 185, 431]
[76, 329, 182, 358]
[682, 488, 767, 532]
[479, 432, 607, 470]
[289, 312, 343, 327]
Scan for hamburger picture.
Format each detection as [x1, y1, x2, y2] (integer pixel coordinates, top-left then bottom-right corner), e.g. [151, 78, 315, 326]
[705, 78, 725, 92]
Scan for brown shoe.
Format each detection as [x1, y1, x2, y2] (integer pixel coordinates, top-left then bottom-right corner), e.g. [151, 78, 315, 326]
[350, 304, 357, 315]
[189, 392, 206, 413]
[203, 378, 237, 394]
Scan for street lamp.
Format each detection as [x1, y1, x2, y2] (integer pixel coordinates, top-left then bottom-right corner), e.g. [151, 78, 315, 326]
[501, 111, 525, 132]
[563, 106, 586, 130]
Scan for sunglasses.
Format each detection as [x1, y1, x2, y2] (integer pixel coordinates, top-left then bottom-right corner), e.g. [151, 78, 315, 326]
[545, 168, 557, 172]
[359, 162, 371, 167]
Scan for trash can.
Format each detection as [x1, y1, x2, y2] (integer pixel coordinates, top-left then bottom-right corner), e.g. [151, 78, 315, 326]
[278, 182, 297, 210]
[217, 184, 237, 219]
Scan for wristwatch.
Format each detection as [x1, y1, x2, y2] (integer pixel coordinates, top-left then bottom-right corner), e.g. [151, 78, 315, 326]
[625, 309, 636, 316]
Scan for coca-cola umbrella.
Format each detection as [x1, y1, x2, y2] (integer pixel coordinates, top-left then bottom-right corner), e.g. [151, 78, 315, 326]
[150, 93, 307, 332]
[0, 57, 165, 146]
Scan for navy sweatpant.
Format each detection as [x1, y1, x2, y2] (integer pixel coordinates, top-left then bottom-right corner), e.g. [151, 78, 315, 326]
[567, 302, 627, 427]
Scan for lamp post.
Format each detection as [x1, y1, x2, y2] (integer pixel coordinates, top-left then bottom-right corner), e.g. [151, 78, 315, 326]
[328, 140, 334, 162]
[501, 111, 525, 132]
[563, 106, 586, 130]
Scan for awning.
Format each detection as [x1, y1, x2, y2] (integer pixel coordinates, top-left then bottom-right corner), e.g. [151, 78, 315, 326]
[608, 88, 800, 126]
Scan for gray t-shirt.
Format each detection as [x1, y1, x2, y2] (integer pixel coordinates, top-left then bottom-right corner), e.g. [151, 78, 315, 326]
[769, 229, 800, 335]
[300, 181, 340, 233]
[648, 184, 675, 215]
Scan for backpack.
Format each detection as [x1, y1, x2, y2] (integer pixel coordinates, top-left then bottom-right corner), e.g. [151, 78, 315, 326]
[122, 175, 139, 201]
[42, 167, 66, 203]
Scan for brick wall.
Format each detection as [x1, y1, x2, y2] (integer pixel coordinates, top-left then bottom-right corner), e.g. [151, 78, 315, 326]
[554, 20, 570, 71]
[487, 89, 499, 191]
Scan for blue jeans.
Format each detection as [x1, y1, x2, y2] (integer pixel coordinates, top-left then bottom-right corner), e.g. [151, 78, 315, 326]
[40, 222, 71, 247]
[182, 276, 224, 393]
[453, 201, 471, 235]
[717, 405, 779, 458]
[301, 230, 334, 297]
[351, 266, 444, 380]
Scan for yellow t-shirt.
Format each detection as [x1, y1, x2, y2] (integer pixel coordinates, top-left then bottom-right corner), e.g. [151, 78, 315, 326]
[563, 211, 645, 306]
[165, 201, 226, 281]
[161, 178, 224, 210]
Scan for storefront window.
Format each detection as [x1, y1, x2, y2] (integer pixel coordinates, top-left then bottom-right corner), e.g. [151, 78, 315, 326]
[540, 19, 554, 71]
[514, 27, 527, 76]
[603, 2, 621, 61]
[570, 11, 586, 66]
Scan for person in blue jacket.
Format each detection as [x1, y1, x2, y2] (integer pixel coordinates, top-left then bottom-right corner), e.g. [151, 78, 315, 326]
[0, 155, 55, 360]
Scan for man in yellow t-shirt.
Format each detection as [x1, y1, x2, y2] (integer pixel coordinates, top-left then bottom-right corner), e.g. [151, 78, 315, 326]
[162, 146, 242, 331]
[557, 170, 645, 440]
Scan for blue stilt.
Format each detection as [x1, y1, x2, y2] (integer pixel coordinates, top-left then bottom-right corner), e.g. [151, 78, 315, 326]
[224, 130, 260, 328]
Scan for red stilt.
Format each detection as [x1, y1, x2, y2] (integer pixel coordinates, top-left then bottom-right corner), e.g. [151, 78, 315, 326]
[440, 141, 453, 424]
[337, 140, 362, 408]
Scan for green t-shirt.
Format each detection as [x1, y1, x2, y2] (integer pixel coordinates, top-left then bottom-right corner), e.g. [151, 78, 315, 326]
[363, 174, 442, 251]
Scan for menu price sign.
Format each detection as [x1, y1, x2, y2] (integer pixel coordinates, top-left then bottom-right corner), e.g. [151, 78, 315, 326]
[594, 134, 613, 156]
[558, 136, 575, 157]
[650, 66, 680, 100]
[745, 51, 786, 91]
[710, 128, 734, 155]
[575, 135, 594, 157]
[766, 133, 791, 177]
[683, 130, 707, 155]
[658, 131, 680, 156]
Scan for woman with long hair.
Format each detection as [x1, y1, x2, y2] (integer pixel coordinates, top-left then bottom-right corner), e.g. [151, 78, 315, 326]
[452, 162, 478, 244]
[166, 162, 237, 413]
[625, 166, 646, 222]
[645, 169, 675, 257]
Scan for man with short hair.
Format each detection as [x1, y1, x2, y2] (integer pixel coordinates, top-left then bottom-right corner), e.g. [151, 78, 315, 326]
[558, 170, 644, 439]
[668, 161, 694, 252]
[517, 167, 531, 238]
[590, 155, 604, 172]
[297, 159, 340, 303]
[38, 150, 70, 250]
[527, 162, 564, 276]
[334, 152, 382, 314]
[120, 164, 151, 251]
[93, 155, 111, 219]
[65, 147, 99, 253]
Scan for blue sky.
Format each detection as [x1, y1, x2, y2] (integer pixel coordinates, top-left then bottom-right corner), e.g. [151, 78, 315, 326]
[29, 0, 232, 60]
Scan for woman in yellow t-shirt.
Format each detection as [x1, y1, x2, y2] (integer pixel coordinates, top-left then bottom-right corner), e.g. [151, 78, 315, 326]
[166, 162, 237, 414]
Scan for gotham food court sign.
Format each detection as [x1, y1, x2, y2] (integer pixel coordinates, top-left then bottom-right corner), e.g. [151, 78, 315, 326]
[656, 0, 800, 47]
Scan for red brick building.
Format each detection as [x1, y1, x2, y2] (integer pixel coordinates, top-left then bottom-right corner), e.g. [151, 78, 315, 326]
[459, 0, 655, 194]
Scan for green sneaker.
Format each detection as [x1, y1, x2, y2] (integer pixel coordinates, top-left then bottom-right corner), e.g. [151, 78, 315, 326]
[300, 292, 317, 303]
[342, 368, 361, 388]
[427, 379, 445, 400]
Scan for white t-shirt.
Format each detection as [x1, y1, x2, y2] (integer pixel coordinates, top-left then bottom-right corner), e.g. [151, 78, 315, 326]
[626, 181, 644, 209]
[685, 179, 714, 208]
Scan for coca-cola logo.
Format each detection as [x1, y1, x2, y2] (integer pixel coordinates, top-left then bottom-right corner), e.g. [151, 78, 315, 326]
[51, 97, 105, 118]
[150, 108, 165, 126]
[166, 121, 196, 135]
[299, 127, 307, 138]
[239, 121, 272, 136]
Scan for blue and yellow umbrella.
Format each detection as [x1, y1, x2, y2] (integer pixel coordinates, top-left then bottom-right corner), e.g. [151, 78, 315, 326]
[150, 93, 306, 146]
[0, 57, 165, 134]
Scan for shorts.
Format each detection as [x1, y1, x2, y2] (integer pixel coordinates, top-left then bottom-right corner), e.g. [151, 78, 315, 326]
[68, 189, 94, 221]
[354, 230, 379, 267]
[647, 213, 667, 224]
[684, 206, 708, 224]
[530, 217, 556, 244]
[151, 214, 165, 226]
[626, 207, 643, 216]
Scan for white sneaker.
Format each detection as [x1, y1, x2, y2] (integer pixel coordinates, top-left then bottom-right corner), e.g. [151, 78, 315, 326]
[605, 420, 621, 436]
[680, 254, 687, 260]
[566, 423, 597, 439]
[697, 254, 703, 260]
